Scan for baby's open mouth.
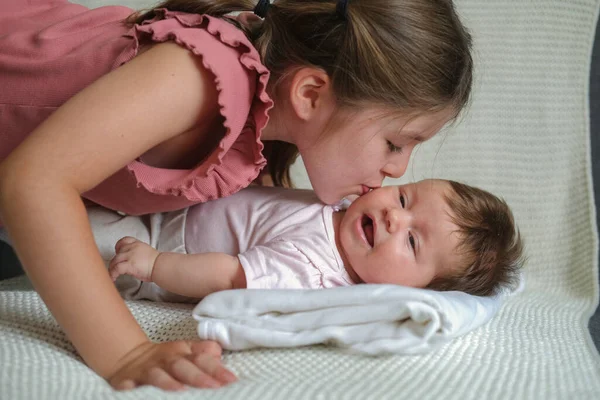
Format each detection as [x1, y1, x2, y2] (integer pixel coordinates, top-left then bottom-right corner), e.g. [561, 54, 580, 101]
[361, 215, 374, 247]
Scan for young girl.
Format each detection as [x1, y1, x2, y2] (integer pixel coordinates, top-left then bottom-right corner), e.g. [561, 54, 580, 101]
[98, 181, 522, 301]
[0, 0, 473, 392]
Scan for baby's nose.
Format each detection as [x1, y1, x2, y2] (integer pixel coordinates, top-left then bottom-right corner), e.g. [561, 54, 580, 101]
[386, 208, 411, 232]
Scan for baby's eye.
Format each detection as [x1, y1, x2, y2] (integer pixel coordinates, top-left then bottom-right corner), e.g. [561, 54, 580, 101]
[408, 232, 416, 252]
[387, 141, 403, 154]
[400, 195, 406, 208]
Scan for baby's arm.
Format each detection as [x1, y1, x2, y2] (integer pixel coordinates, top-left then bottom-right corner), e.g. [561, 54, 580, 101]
[109, 237, 247, 299]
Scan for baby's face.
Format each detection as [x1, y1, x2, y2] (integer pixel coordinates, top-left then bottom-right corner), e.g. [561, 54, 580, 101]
[338, 180, 460, 287]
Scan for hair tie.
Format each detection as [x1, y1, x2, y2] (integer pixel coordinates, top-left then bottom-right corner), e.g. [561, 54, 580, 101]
[254, 0, 270, 18]
[336, 0, 349, 20]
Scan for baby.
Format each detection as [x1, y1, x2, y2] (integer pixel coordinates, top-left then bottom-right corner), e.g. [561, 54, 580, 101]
[105, 180, 524, 300]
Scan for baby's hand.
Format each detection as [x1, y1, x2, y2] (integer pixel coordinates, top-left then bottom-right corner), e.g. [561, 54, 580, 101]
[109, 237, 158, 282]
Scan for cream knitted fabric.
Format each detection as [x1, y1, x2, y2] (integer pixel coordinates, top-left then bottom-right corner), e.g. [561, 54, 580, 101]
[1, 0, 600, 399]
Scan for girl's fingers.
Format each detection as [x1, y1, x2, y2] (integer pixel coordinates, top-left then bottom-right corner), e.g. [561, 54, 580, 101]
[106, 341, 233, 391]
[212, 365, 238, 386]
[168, 357, 221, 389]
[189, 340, 222, 360]
[187, 341, 236, 384]
[190, 353, 237, 385]
[212, 365, 238, 385]
[145, 367, 185, 392]
[113, 379, 136, 391]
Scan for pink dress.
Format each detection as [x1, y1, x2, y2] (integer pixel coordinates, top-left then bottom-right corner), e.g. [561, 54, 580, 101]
[0, 1, 272, 215]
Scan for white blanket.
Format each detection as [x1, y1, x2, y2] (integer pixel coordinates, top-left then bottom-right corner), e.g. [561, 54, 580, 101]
[193, 284, 512, 355]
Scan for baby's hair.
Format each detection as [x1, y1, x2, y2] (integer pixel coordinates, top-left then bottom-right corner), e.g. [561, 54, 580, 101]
[427, 180, 525, 297]
[129, 0, 473, 186]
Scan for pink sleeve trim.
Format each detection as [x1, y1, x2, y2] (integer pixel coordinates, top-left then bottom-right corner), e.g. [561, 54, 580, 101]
[119, 10, 272, 202]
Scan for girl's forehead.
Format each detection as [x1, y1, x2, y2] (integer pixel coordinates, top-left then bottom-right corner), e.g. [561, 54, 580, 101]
[401, 110, 455, 135]
[361, 106, 455, 138]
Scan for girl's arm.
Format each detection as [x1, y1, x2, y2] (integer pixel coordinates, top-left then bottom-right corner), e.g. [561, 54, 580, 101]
[0, 42, 235, 390]
[109, 237, 247, 299]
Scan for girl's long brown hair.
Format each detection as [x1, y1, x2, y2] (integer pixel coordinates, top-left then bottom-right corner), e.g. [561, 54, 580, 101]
[130, 0, 473, 187]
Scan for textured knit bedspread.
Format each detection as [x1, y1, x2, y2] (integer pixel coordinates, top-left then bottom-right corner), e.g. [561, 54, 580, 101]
[2, 0, 600, 399]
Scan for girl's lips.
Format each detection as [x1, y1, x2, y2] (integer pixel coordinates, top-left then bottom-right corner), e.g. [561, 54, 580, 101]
[362, 185, 381, 195]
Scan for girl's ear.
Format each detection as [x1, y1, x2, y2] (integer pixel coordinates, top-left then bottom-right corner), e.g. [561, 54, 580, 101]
[288, 67, 336, 122]
[235, 12, 262, 31]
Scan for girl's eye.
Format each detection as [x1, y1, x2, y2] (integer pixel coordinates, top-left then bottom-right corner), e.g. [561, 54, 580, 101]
[408, 232, 416, 252]
[400, 195, 406, 208]
[387, 141, 403, 154]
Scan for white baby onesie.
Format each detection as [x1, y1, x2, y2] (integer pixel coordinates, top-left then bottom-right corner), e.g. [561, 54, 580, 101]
[88, 186, 354, 301]
[184, 186, 354, 289]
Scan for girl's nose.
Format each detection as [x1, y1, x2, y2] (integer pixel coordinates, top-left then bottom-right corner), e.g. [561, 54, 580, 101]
[382, 151, 412, 179]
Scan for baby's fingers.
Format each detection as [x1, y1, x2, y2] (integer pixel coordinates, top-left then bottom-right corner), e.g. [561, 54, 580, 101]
[115, 236, 139, 253]
[108, 256, 131, 281]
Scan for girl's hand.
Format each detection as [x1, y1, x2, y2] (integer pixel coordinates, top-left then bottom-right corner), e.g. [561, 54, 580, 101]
[109, 237, 158, 282]
[108, 340, 237, 391]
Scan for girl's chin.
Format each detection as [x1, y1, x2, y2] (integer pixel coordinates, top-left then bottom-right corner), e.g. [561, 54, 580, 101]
[313, 189, 340, 205]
